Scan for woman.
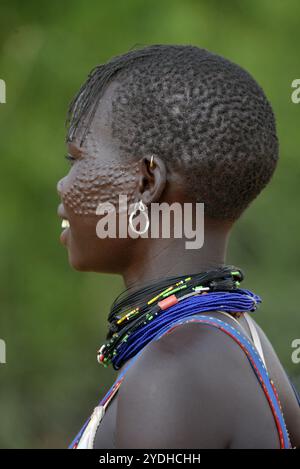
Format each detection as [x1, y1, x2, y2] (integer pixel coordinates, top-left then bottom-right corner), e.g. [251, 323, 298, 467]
[57, 45, 300, 449]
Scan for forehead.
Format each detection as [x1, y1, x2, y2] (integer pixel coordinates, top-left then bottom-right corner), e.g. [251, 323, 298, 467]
[67, 80, 122, 155]
[67, 81, 120, 146]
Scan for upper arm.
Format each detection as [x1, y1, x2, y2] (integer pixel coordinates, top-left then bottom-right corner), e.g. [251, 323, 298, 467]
[115, 323, 235, 449]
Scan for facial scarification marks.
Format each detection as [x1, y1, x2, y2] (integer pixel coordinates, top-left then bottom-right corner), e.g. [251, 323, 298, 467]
[63, 85, 141, 216]
[62, 154, 140, 216]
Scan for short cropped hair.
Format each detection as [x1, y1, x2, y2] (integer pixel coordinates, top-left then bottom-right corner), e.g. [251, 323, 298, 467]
[67, 44, 278, 221]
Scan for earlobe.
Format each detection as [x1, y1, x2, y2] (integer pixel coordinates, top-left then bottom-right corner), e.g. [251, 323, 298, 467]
[138, 155, 167, 205]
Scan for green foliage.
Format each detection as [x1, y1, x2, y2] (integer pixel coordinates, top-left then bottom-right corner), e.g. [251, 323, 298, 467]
[0, 0, 299, 448]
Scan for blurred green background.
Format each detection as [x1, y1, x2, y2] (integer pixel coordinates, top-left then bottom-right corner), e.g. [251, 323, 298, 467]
[0, 0, 299, 448]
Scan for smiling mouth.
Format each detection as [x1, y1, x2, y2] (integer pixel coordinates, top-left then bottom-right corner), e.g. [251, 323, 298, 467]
[58, 203, 70, 229]
[61, 219, 70, 229]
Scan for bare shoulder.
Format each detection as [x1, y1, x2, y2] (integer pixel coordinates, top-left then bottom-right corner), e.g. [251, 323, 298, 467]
[115, 321, 279, 448]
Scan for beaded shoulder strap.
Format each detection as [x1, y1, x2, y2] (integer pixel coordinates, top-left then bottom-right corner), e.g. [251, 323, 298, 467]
[69, 313, 291, 449]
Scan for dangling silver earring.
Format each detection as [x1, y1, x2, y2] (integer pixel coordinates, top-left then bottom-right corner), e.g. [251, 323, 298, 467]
[129, 200, 149, 235]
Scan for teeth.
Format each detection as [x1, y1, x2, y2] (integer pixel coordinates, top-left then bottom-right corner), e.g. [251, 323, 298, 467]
[61, 219, 70, 229]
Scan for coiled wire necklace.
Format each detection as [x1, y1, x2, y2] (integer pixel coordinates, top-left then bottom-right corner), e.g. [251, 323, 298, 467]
[97, 265, 261, 370]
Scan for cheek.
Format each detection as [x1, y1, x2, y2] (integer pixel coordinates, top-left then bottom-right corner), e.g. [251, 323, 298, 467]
[62, 158, 139, 217]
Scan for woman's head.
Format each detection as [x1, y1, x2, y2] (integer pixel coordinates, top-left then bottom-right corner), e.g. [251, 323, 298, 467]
[57, 44, 278, 275]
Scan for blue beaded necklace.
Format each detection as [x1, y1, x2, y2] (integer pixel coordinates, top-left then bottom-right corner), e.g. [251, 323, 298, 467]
[97, 266, 261, 370]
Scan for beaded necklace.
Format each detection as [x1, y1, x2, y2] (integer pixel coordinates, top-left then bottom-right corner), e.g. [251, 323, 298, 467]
[97, 266, 262, 370]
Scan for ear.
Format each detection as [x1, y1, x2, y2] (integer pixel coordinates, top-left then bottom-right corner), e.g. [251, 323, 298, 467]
[137, 155, 167, 204]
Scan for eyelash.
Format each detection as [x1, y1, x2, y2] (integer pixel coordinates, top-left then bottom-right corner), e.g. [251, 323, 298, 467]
[65, 154, 76, 164]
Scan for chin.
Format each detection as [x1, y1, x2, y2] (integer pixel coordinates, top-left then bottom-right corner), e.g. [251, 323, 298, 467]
[66, 235, 130, 274]
[67, 250, 93, 272]
[67, 248, 114, 273]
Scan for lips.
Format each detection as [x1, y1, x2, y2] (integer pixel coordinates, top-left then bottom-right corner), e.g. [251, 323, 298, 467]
[58, 204, 70, 246]
[61, 219, 70, 228]
[57, 203, 70, 228]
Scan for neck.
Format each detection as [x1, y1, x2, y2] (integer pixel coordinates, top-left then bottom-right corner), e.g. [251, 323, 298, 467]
[122, 221, 232, 289]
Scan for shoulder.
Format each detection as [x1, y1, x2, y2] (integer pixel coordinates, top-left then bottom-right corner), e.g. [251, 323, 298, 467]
[114, 320, 250, 448]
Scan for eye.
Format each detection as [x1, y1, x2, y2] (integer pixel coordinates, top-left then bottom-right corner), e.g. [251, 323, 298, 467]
[65, 154, 76, 165]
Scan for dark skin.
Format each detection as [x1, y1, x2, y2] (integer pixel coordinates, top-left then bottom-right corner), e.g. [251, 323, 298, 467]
[57, 81, 300, 448]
